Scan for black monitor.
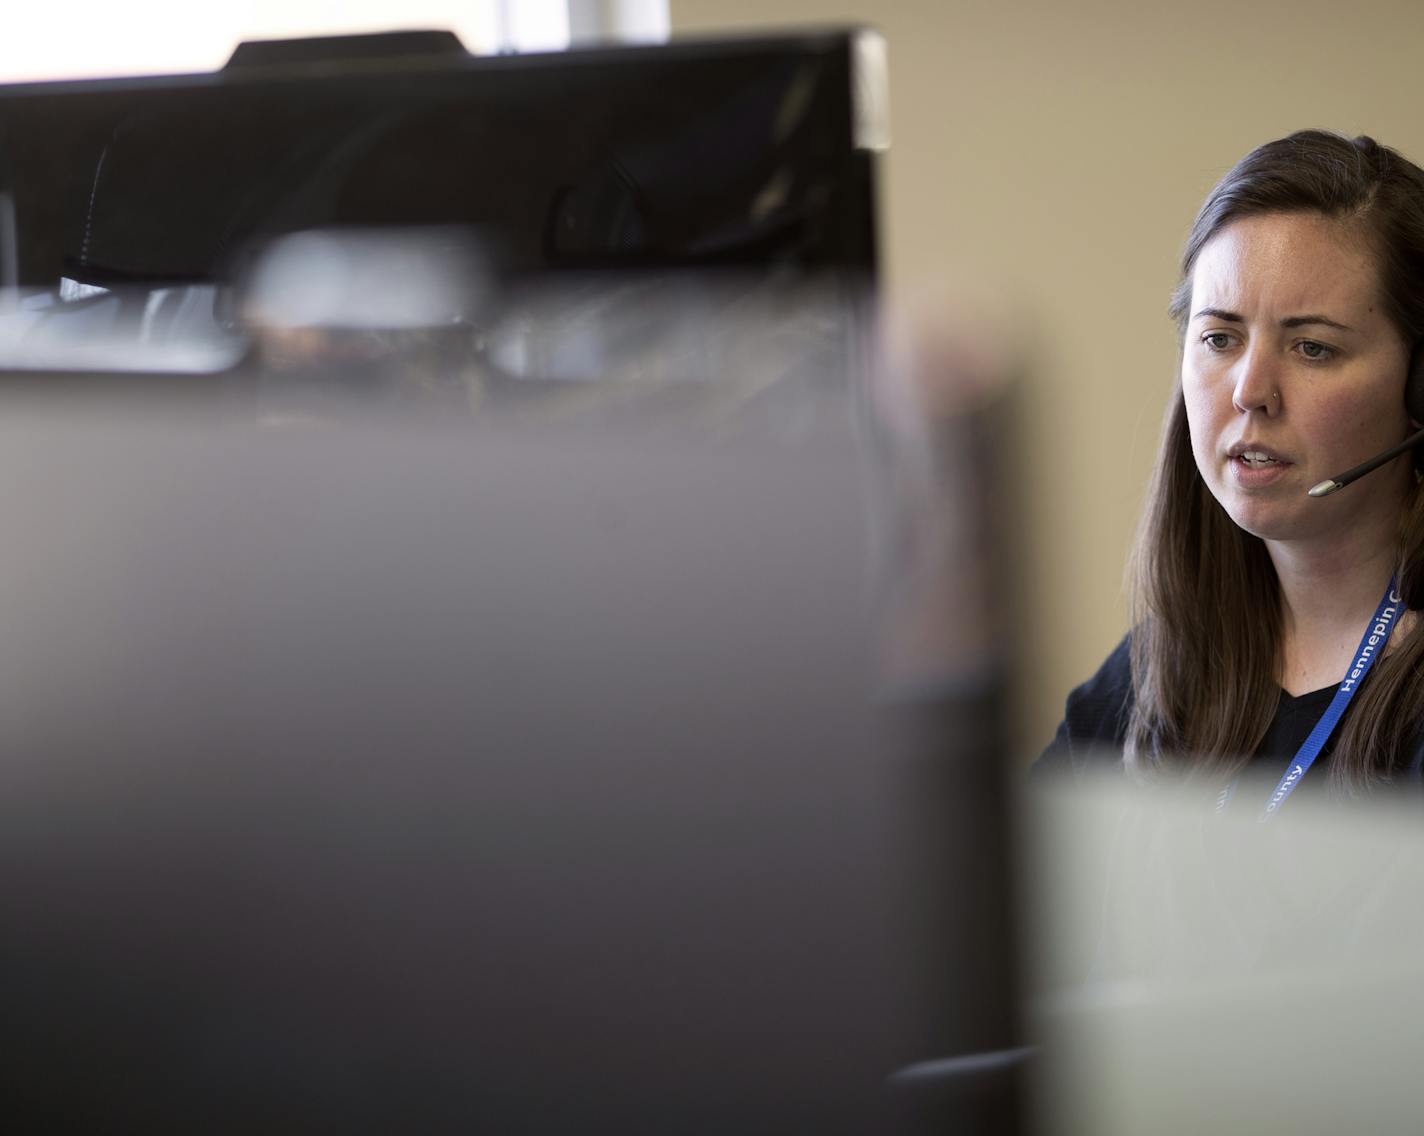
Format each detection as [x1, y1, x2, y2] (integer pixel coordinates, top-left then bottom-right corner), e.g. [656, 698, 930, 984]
[0, 27, 881, 427]
[1, 28, 876, 285]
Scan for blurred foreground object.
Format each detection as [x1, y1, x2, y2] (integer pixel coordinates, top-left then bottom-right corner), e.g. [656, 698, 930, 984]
[0, 410, 1016, 1133]
[1025, 773, 1424, 1136]
[0, 26, 1027, 1134]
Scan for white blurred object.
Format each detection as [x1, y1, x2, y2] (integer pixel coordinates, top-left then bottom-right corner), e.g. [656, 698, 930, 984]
[0, 284, 245, 373]
[851, 29, 890, 154]
[243, 228, 488, 331]
[1025, 774, 1424, 1136]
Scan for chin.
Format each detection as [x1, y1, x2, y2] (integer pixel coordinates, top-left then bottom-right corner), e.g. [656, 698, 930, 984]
[1229, 515, 1296, 542]
[1221, 495, 1352, 545]
[1214, 493, 1304, 543]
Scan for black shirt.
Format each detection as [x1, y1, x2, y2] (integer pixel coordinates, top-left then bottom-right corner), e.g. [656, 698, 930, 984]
[1034, 634, 1424, 791]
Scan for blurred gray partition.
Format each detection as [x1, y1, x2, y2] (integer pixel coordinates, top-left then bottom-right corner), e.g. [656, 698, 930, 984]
[0, 409, 1017, 1133]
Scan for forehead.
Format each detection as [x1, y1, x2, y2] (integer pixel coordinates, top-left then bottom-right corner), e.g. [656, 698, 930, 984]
[1189, 212, 1381, 320]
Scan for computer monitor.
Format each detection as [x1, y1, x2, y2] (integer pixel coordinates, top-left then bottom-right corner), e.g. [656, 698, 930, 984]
[0, 26, 881, 427]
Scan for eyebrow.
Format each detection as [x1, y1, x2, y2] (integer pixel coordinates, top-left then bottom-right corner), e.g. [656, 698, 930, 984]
[1191, 307, 1356, 333]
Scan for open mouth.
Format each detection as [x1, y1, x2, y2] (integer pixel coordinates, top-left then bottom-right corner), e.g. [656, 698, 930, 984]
[1237, 451, 1285, 468]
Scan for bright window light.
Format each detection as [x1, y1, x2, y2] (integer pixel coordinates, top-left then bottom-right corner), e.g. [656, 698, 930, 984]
[0, 0, 667, 85]
[499, 0, 570, 53]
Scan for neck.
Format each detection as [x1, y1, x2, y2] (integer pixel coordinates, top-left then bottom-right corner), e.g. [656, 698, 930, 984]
[1266, 520, 1401, 695]
[1269, 540, 1396, 635]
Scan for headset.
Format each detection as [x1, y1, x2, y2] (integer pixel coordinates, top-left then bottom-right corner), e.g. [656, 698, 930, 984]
[1307, 344, 1424, 497]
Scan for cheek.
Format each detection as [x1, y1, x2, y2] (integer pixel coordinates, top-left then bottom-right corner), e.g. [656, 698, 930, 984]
[1360, 377, 1411, 430]
[1311, 382, 1401, 449]
[1179, 373, 1220, 455]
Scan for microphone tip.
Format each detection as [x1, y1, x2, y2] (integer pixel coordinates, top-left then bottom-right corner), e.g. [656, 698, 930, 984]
[1307, 479, 1342, 498]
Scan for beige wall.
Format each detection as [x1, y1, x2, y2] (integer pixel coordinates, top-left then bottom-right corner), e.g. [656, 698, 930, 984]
[673, 0, 1424, 756]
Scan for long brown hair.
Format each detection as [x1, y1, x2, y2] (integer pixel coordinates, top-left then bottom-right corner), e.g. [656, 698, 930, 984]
[1127, 131, 1424, 791]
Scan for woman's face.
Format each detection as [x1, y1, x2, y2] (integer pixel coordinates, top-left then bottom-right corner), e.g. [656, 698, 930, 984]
[1182, 211, 1414, 546]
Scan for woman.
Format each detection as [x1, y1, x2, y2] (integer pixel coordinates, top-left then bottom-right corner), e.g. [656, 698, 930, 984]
[1040, 130, 1424, 803]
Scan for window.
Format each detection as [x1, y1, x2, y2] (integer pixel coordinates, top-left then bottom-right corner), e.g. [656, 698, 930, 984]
[0, 1, 668, 83]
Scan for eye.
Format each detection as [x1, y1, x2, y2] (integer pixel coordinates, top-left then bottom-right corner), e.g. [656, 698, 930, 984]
[1296, 340, 1336, 362]
[1201, 331, 1234, 351]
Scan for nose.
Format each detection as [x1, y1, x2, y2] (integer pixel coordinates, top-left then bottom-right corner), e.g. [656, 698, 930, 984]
[1231, 345, 1281, 417]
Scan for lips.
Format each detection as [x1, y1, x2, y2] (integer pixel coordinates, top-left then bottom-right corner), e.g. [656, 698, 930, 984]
[1223, 439, 1294, 490]
[1226, 441, 1291, 467]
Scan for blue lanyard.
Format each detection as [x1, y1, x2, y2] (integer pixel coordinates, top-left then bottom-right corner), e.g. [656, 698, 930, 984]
[1217, 578, 1403, 820]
